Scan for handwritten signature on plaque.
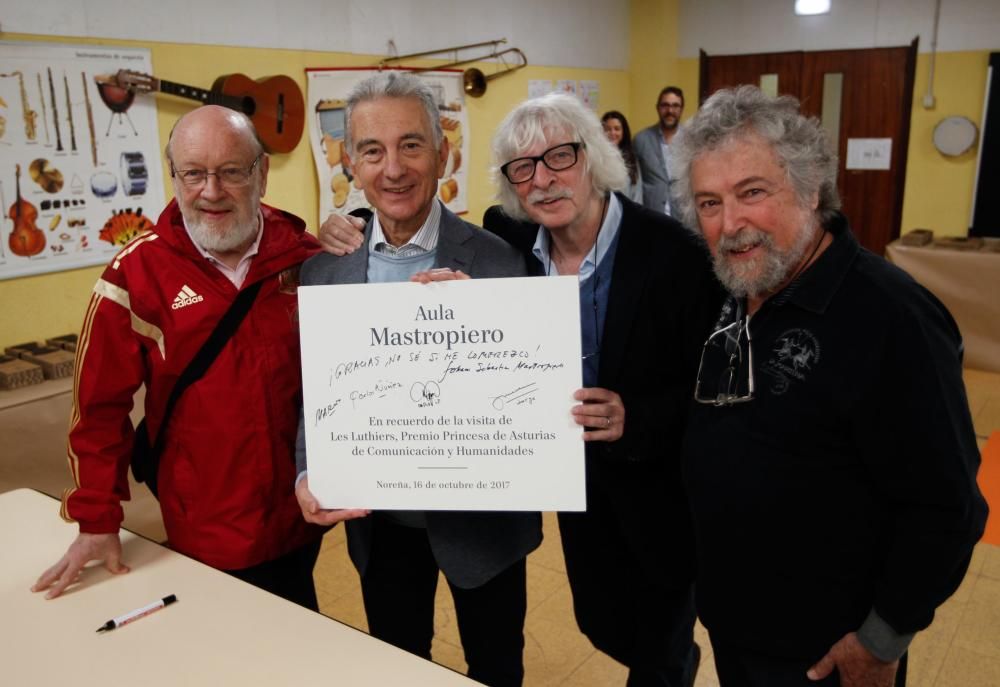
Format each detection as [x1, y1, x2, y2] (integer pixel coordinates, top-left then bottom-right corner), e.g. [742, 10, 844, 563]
[491, 382, 539, 410]
[410, 381, 442, 407]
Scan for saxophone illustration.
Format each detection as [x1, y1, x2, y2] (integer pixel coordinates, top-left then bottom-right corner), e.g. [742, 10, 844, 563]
[0, 71, 38, 141]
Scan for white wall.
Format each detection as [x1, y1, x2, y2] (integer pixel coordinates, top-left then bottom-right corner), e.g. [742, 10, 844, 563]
[1, 0, 629, 70]
[679, 0, 1000, 57]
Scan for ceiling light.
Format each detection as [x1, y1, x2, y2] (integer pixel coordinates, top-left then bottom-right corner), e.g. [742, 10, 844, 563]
[795, 0, 831, 15]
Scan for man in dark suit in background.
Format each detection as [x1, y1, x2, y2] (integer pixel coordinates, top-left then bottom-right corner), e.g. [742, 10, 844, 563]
[294, 71, 540, 687]
[485, 93, 722, 687]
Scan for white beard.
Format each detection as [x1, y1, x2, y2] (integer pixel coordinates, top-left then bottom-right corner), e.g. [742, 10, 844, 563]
[181, 179, 262, 254]
[187, 211, 260, 253]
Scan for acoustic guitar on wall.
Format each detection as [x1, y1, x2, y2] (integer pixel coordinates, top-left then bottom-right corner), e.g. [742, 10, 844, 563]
[110, 70, 305, 154]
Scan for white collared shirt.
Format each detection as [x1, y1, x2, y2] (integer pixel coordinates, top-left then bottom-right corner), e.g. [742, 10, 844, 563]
[660, 139, 673, 215]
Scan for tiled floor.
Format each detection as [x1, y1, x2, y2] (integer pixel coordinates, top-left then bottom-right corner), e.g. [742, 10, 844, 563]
[3, 371, 999, 685]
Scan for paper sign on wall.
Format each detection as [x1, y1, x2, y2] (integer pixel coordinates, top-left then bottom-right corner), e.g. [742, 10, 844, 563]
[528, 80, 553, 98]
[846, 138, 892, 170]
[578, 80, 599, 112]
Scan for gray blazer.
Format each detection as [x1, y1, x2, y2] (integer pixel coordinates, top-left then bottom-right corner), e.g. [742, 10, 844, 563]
[633, 124, 671, 213]
[296, 204, 542, 589]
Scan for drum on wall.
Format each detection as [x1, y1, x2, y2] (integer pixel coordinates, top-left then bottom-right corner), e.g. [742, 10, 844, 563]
[120, 151, 148, 196]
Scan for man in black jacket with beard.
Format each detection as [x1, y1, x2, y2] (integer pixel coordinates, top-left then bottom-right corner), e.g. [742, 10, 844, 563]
[669, 85, 987, 687]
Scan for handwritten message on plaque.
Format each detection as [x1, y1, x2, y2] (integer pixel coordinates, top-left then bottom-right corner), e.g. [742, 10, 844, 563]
[298, 276, 585, 511]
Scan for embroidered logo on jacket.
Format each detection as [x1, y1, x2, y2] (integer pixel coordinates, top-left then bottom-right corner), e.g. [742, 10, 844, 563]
[171, 285, 205, 310]
[761, 328, 821, 395]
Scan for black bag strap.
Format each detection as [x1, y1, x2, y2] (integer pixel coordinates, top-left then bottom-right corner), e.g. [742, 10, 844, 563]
[148, 280, 264, 455]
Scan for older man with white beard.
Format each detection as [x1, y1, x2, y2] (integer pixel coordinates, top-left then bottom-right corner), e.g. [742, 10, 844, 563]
[33, 105, 333, 609]
[671, 86, 988, 687]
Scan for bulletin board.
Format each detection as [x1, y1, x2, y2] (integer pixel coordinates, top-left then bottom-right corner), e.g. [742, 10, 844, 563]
[0, 41, 165, 281]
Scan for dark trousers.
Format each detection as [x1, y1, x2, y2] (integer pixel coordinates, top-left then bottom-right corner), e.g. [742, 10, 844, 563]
[359, 517, 527, 687]
[225, 537, 322, 611]
[711, 638, 908, 687]
[558, 511, 698, 687]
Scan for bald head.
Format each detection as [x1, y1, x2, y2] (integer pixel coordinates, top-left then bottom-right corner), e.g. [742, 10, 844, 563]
[166, 105, 270, 260]
[166, 105, 264, 164]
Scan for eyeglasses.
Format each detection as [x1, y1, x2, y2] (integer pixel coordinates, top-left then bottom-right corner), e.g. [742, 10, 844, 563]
[171, 154, 262, 188]
[658, 102, 683, 110]
[500, 142, 582, 184]
[694, 305, 754, 406]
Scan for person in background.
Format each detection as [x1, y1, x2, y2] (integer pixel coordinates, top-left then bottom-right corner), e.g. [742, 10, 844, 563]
[634, 86, 685, 215]
[32, 106, 348, 608]
[601, 110, 643, 205]
[671, 85, 988, 687]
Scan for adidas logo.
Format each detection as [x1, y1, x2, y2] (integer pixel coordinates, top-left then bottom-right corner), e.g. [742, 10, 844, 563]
[171, 285, 205, 310]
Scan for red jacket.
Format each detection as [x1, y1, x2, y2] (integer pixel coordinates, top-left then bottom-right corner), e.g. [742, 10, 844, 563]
[62, 200, 324, 570]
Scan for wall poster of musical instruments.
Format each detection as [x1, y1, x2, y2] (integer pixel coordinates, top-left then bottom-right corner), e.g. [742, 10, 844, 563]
[0, 42, 165, 281]
[306, 68, 469, 223]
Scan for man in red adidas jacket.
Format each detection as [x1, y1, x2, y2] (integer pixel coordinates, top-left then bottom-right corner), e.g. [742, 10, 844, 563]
[32, 106, 355, 607]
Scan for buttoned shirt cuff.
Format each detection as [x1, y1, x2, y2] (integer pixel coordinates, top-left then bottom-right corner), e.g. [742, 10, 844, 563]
[857, 609, 915, 662]
[295, 470, 308, 488]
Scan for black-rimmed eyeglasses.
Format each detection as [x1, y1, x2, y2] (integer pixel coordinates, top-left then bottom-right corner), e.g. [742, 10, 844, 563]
[170, 154, 263, 189]
[500, 142, 583, 184]
[694, 304, 755, 406]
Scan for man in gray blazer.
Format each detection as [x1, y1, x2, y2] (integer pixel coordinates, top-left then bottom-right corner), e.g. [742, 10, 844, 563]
[633, 86, 685, 215]
[294, 71, 540, 687]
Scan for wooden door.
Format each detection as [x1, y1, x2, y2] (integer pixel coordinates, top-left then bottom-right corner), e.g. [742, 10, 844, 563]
[700, 50, 804, 101]
[700, 41, 918, 257]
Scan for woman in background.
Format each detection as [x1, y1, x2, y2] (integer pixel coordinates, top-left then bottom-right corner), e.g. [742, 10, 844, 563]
[601, 110, 643, 205]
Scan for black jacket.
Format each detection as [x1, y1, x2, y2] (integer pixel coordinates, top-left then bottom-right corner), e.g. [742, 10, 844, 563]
[485, 193, 724, 587]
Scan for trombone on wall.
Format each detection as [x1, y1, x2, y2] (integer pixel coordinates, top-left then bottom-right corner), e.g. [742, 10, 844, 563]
[378, 38, 528, 97]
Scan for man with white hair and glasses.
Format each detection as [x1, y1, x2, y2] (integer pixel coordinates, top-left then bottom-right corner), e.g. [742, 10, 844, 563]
[322, 91, 722, 686]
[671, 86, 988, 687]
[484, 93, 722, 687]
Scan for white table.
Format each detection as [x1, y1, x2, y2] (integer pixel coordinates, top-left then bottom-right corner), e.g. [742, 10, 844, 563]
[0, 488, 479, 685]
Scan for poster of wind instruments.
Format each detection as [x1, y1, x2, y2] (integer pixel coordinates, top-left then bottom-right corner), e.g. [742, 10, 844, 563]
[0, 41, 165, 281]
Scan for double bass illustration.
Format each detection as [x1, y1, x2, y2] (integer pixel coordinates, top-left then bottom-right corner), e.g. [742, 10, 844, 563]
[8, 164, 46, 257]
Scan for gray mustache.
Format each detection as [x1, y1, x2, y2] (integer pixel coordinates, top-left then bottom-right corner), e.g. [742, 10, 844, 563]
[718, 228, 773, 252]
[527, 188, 574, 204]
